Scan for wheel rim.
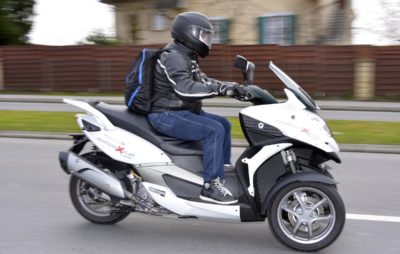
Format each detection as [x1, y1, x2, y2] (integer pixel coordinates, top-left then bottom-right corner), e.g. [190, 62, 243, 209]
[76, 179, 114, 217]
[277, 186, 336, 244]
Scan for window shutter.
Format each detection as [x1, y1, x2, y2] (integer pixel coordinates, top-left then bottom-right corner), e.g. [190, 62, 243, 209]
[286, 15, 295, 45]
[258, 16, 265, 44]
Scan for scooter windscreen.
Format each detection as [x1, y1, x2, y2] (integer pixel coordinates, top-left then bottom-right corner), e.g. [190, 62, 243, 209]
[269, 62, 320, 111]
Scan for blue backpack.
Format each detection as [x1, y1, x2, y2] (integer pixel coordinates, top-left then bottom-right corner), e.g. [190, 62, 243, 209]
[125, 48, 164, 114]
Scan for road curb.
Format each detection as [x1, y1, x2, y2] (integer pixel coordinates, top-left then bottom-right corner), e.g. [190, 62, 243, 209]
[1, 131, 400, 154]
[0, 131, 73, 140]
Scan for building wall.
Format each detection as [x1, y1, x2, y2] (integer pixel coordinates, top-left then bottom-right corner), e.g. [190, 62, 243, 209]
[188, 0, 317, 45]
[115, 1, 178, 45]
[112, 0, 352, 45]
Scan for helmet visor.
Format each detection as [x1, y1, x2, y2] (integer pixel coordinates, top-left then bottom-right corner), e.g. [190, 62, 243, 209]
[189, 25, 213, 49]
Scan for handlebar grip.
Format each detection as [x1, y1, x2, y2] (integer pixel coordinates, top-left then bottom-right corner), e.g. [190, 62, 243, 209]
[226, 89, 235, 96]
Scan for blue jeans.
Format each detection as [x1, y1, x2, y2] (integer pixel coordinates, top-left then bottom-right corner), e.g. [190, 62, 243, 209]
[148, 110, 231, 183]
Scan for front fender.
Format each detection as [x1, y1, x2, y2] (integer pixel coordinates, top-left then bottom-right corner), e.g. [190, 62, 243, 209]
[241, 143, 293, 197]
[261, 171, 337, 216]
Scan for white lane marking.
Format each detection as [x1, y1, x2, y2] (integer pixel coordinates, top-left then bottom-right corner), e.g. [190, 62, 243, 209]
[347, 213, 400, 223]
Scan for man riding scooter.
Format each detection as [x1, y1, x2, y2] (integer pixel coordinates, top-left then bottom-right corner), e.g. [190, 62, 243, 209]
[148, 12, 241, 204]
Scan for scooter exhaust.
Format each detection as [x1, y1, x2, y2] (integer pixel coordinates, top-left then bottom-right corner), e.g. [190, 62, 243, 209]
[58, 151, 132, 200]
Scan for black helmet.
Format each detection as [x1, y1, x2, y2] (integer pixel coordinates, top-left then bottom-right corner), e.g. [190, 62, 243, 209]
[171, 12, 213, 58]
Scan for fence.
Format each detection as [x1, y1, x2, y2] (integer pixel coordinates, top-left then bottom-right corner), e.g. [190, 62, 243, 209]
[0, 44, 399, 99]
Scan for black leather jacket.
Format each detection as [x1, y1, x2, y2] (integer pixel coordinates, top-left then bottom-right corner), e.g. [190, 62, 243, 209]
[151, 41, 224, 114]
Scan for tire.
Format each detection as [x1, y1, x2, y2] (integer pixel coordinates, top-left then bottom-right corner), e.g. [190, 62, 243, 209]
[69, 175, 130, 224]
[268, 181, 345, 252]
[69, 152, 130, 224]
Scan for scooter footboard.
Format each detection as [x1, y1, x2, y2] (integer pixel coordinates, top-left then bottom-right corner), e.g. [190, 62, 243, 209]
[141, 182, 241, 221]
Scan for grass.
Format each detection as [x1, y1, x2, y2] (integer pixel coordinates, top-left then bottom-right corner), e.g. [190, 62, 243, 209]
[0, 111, 80, 133]
[228, 117, 400, 145]
[0, 91, 123, 96]
[0, 110, 399, 145]
[327, 120, 400, 145]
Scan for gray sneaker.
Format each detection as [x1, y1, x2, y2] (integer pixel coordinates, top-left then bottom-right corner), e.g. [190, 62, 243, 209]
[199, 177, 238, 205]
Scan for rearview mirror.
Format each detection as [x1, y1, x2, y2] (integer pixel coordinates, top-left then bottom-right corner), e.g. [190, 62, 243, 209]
[235, 55, 248, 70]
[235, 55, 255, 85]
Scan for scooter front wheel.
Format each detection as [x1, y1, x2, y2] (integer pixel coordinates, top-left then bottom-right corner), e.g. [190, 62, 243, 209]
[268, 181, 345, 251]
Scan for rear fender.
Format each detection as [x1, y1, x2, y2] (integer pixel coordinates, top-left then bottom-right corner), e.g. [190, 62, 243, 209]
[63, 99, 115, 130]
[64, 99, 171, 165]
[261, 172, 337, 216]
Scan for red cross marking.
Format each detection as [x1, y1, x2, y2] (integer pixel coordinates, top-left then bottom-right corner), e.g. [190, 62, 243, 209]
[115, 146, 125, 153]
[301, 128, 310, 134]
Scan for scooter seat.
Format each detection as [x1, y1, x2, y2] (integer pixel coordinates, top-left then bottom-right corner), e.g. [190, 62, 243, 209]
[91, 102, 203, 156]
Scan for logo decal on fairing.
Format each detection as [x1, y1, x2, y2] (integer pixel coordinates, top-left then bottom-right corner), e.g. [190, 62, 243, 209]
[258, 123, 264, 129]
[301, 128, 310, 134]
[96, 137, 135, 159]
[115, 146, 125, 153]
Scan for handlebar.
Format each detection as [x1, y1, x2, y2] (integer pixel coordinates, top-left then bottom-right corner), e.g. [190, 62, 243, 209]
[227, 85, 253, 101]
[228, 85, 279, 105]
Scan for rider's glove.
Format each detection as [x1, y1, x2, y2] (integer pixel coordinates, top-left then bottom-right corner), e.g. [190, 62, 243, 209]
[218, 82, 239, 96]
[235, 85, 248, 97]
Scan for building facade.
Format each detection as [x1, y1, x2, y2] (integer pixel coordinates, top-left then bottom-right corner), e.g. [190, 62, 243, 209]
[102, 0, 353, 45]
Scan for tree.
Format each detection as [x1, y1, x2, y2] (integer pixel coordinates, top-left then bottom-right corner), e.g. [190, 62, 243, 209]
[82, 30, 122, 45]
[0, 0, 35, 45]
[380, 0, 400, 44]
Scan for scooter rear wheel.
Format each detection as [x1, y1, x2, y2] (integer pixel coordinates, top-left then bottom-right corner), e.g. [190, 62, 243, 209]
[69, 175, 130, 224]
[69, 152, 131, 224]
[268, 181, 345, 251]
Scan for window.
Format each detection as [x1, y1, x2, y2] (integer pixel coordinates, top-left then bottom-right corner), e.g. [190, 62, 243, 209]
[152, 12, 168, 31]
[259, 14, 295, 45]
[209, 17, 230, 44]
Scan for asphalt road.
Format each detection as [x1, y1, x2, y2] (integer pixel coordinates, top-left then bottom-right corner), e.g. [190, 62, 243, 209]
[1, 101, 400, 121]
[0, 138, 400, 254]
